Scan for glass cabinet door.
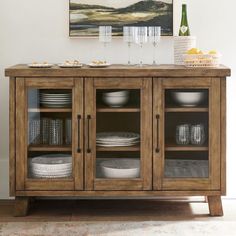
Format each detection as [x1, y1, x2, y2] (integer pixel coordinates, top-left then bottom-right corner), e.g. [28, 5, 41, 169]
[84, 78, 152, 191]
[15, 78, 83, 191]
[153, 78, 221, 190]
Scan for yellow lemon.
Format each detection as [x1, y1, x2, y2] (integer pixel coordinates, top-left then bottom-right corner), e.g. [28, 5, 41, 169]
[187, 48, 199, 54]
[209, 50, 218, 55]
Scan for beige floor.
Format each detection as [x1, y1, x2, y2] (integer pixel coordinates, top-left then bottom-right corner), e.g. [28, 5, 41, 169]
[0, 199, 236, 235]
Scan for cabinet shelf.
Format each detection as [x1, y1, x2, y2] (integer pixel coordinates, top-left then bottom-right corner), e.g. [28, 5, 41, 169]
[28, 145, 72, 152]
[97, 106, 140, 113]
[165, 144, 208, 152]
[165, 107, 208, 113]
[28, 108, 72, 113]
[96, 145, 140, 152]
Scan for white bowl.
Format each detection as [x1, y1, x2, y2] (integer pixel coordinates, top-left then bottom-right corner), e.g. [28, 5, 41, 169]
[102, 94, 129, 107]
[100, 159, 140, 178]
[103, 90, 129, 97]
[171, 91, 205, 107]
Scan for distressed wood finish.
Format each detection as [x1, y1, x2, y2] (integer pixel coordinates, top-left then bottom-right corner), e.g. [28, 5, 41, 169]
[15, 190, 222, 197]
[207, 196, 223, 216]
[220, 78, 227, 195]
[6, 65, 230, 217]
[14, 197, 30, 217]
[5, 64, 231, 78]
[15, 78, 26, 190]
[74, 79, 84, 190]
[9, 78, 16, 196]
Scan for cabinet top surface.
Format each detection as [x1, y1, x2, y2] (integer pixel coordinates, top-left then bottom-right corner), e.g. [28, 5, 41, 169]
[5, 64, 231, 78]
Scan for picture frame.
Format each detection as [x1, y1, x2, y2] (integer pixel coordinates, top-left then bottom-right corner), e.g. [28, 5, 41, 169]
[69, 0, 174, 37]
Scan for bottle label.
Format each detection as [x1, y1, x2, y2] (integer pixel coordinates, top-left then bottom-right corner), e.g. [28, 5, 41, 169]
[180, 25, 188, 34]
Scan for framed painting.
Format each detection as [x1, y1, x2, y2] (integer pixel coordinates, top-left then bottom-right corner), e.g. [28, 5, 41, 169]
[69, 0, 173, 37]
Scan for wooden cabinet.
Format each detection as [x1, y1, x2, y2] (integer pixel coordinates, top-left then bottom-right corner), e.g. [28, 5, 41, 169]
[5, 65, 230, 216]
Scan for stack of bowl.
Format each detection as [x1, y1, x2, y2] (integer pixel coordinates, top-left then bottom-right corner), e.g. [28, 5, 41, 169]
[102, 90, 129, 107]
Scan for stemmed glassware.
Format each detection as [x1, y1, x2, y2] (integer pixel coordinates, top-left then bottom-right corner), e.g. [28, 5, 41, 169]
[148, 26, 161, 65]
[99, 26, 112, 63]
[134, 26, 148, 67]
[123, 26, 135, 65]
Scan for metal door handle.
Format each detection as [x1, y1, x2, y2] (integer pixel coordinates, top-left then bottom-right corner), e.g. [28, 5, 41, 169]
[87, 115, 91, 153]
[156, 114, 160, 153]
[77, 115, 81, 153]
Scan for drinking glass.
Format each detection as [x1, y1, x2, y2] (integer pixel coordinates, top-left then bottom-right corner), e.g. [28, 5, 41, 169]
[29, 119, 41, 145]
[123, 26, 135, 65]
[99, 26, 112, 63]
[176, 124, 190, 145]
[134, 27, 148, 67]
[65, 118, 72, 145]
[49, 119, 63, 145]
[148, 26, 161, 65]
[190, 124, 206, 145]
[41, 118, 50, 145]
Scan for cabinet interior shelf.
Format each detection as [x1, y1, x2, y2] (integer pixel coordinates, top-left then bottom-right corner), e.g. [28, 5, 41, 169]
[165, 144, 208, 151]
[96, 145, 140, 152]
[165, 107, 209, 113]
[28, 108, 72, 113]
[28, 145, 71, 152]
[96, 106, 140, 113]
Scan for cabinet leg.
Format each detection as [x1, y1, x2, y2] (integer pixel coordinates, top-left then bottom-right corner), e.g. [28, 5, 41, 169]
[207, 196, 223, 216]
[14, 197, 30, 217]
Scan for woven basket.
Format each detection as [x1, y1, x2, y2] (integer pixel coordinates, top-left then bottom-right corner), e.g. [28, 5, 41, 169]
[174, 36, 196, 65]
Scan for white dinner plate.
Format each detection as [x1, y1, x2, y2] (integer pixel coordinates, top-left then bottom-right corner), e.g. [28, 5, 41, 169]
[28, 64, 53, 68]
[88, 63, 111, 68]
[58, 63, 83, 68]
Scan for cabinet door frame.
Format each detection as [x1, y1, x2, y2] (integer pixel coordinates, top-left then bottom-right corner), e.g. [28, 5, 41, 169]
[15, 77, 84, 191]
[84, 77, 152, 191]
[153, 77, 221, 191]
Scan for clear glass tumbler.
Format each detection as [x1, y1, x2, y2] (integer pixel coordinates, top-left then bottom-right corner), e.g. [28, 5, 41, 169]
[65, 118, 72, 145]
[176, 124, 190, 145]
[49, 119, 63, 145]
[190, 124, 206, 145]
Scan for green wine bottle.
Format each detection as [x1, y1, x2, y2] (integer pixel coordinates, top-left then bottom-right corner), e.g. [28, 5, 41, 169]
[179, 4, 190, 36]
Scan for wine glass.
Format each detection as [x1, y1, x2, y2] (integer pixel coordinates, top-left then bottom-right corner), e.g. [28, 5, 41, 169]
[99, 26, 112, 63]
[148, 26, 161, 65]
[123, 26, 135, 65]
[134, 26, 148, 67]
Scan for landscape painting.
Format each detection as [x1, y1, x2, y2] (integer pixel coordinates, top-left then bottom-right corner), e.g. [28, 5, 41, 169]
[69, 0, 173, 37]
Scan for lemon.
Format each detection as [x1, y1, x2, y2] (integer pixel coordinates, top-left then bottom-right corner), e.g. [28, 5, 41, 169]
[209, 50, 218, 55]
[187, 48, 199, 54]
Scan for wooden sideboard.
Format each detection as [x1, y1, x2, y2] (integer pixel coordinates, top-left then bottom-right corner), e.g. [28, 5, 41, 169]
[5, 64, 231, 216]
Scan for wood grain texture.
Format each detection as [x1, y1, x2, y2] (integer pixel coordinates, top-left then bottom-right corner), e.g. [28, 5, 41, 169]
[15, 190, 222, 197]
[9, 78, 16, 196]
[94, 179, 143, 191]
[220, 78, 226, 195]
[153, 78, 164, 190]
[15, 78, 25, 190]
[5, 64, 231, 78]
[74, 78, 84, 190]
[141, 78, 152, 190]
[209, 78, 221, 190]
[14, 197, 30, 217]
[207, 196, 223, 216]
[84, 78, 95, 190]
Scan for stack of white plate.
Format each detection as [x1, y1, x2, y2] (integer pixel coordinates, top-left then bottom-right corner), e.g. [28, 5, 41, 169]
[29, 154, 72, 178]
[174, 36, 196, 65]
[40, 91, 72, 108]
[96, 132, 140, 147]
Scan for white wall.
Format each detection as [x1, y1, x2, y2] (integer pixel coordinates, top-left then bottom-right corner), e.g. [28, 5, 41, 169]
[0, 0, 235, 199]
